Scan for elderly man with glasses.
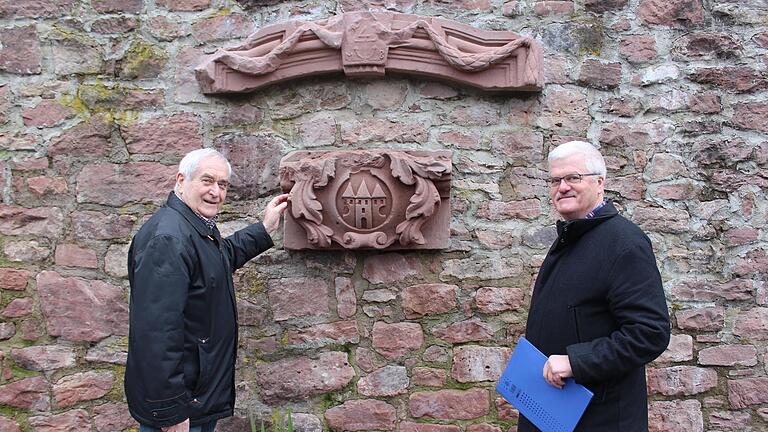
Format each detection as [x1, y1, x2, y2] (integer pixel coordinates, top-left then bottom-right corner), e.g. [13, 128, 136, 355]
[518, 141, 671, 432]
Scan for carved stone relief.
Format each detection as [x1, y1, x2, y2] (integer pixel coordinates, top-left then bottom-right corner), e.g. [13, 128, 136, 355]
[279, 150, 451, 250]
[196, 11, 544, 93]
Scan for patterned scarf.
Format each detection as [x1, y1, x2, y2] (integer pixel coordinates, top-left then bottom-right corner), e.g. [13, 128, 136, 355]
[175, 191, 218, 230]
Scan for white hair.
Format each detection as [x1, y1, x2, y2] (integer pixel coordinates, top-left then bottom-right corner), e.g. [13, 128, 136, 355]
[548, 141, 607, 177]
[177, 148, 232, 180]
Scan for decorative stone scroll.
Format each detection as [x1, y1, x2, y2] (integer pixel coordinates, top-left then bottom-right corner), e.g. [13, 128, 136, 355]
[196, 11, 544, 93]
[279, 150, 451, 250]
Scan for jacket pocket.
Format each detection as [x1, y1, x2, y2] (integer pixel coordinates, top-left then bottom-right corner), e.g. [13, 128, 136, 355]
[145, 392, 185, 421]
[193, 339, 212, 395]
[570, 306, 583, 342]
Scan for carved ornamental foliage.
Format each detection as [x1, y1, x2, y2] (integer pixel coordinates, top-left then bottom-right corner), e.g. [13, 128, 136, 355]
[196, 11, 544, 93]
[279, 150, 451, 250]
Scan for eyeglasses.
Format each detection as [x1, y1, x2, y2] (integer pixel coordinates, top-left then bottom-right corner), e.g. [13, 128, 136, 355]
[547, 173, 601, 187]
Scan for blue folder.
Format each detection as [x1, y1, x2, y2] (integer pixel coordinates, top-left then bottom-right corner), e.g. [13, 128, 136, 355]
[495, 337, 593, 432]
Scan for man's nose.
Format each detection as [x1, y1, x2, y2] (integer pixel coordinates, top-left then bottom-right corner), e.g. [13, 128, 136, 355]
[557, 179, 572, 191]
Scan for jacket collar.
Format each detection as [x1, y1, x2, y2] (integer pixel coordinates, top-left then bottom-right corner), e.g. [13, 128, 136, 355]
[552, 200, 618, 251]
[165, 191, 220, 240]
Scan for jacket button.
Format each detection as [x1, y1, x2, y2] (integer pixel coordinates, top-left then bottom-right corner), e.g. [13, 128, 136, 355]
[152, 412, 157, 417]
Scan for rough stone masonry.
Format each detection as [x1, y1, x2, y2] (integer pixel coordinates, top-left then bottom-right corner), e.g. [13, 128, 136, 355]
[0, 0, 766, 431]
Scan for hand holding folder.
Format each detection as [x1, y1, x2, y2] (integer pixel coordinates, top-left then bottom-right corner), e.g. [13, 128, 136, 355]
[495, 337, 593, 432]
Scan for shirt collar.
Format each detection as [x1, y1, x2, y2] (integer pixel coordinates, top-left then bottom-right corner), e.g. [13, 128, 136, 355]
[584, 199, 607, 219]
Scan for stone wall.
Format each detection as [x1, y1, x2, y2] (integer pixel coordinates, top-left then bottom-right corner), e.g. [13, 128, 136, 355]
[0, 0, 766, 431]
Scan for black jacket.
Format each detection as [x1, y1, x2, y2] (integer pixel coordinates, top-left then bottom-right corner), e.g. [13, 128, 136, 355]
[125, 192, 273, 428]
[519, 202, 670, 432]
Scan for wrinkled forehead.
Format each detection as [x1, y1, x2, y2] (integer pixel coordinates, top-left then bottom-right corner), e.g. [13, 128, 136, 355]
[192, 156, 230, 179]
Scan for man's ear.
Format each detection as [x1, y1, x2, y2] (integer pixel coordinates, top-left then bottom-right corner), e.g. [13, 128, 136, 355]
[175, 172, 185, 193]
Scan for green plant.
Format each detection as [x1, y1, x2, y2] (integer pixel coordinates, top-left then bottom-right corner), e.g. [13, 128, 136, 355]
[249, 409, 293, 432]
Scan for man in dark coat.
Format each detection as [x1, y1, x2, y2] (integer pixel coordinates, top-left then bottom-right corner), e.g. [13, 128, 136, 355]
[519, 141, 670, 432]
[125, 148, 288, 432]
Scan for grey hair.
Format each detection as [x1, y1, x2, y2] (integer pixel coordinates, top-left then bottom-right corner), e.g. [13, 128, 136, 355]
[177, 148, 232, 181]
[548, 141, 607, 177]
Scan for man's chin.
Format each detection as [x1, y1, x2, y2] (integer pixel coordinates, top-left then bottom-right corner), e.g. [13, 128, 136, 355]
[556, 206, 578, 220]
[199, 207, 220, 218]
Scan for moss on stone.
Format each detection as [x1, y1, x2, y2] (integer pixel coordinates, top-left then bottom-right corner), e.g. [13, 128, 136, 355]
[73, 82, 142, 124]
[106, 365, 126, 401]
[0, 406, 26, 429]
[271, 119, 295, 139]
[58, 94, 91, 117]
[208, 7, 233, 18]
[118, 40, 168, 80]
[78, 81, 124, 108]
[279, 332, 290, 347]
[0, 236, 14, 267]
[6, 362, 41, 382]
[571, 16, 605, 57]
[453, 188, 478, 200]
[239, 273, 267, 299]
[114, 336, 129, 351]
[440, 380, 477, 390]
[49, 24, 96, 46]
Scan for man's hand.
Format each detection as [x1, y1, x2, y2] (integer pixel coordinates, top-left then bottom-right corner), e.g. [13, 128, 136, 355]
[543, 354, 573, 389]
[262, 194, 289, 234]
[161, 418, 189, 432]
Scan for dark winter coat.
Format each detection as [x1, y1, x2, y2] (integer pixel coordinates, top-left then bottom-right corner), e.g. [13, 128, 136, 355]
[519, 201, 670, 432]
[125, 192, 273, 428]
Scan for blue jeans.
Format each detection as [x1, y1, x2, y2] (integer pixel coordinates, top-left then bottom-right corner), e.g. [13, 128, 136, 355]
[139, 420, 217, 432]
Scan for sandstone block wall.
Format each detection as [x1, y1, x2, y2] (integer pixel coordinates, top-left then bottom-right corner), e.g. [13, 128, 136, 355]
[0, 1, 766, 431]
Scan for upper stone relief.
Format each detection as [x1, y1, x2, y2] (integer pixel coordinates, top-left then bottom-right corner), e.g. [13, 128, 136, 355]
[196, 11, 544, 93]
[279, 150, 451, 250]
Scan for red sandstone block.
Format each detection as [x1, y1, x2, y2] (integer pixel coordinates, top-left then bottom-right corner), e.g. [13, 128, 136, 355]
[648, 400, 703, 432]
[534, 1, 574, 16]
[577, 60, 622, 90]
[0, 25, 42, 75]
[734, 307, 768, 339]
[156, 0, 209, 11]
[638, 0, 704, 27]
[0, 268, 30, 290]
[646, 366, 718, 396]
[620, 35, 657, 63]
[372, 321, 423, 360]
[267, 277, 329, 321]
[675, 307, 725, 332]
[54, 244, 98, 269]
[92, 0, 142, 13]
[255, 352, 354, 404]
[325, 399, 396, 431]
[451, 345, 511, 383]
[191, 13, 253, 43]
[728, 377, 768, 409]
[357, 365, 408, 397]
[403, 284, 457, 319]
[409, 388, 490, 420]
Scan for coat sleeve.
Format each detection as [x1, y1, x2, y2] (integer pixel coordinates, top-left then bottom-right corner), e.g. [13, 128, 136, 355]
[221, 222, 274, 271]
[566, 241, 671, 384]
[128, 234, 193, 426]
